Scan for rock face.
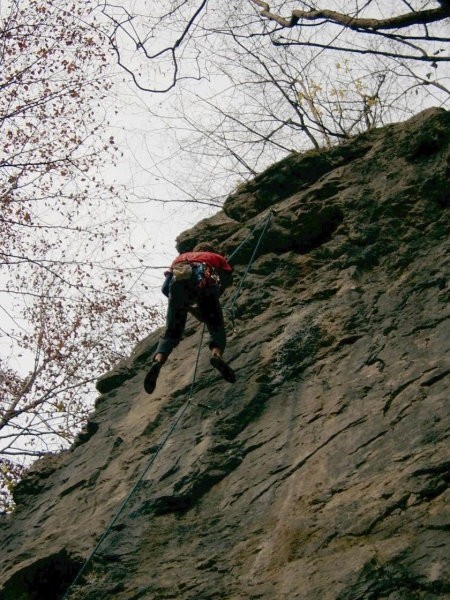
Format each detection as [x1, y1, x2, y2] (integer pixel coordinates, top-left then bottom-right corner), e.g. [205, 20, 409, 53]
[0, 108, 449, 600]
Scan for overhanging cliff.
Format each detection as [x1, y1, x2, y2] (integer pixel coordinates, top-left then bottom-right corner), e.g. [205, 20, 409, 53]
[0, 107, 449, 600]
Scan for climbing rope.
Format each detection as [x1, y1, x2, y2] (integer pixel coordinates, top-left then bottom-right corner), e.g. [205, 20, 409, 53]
[227, 208, 273, 264]
[63, 326, 206, 599]
[63, 209, 273, 598]
[226, 209, 273, 330]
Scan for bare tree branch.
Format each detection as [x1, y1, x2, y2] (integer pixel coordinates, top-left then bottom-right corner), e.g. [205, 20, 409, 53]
[251, 1, 450, 32]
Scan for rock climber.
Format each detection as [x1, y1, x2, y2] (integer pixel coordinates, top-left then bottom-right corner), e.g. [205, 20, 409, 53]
[144, 242, 236, 394]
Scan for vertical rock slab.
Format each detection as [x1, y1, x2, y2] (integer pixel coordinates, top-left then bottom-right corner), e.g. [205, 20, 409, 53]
[0, 108, 449, 600]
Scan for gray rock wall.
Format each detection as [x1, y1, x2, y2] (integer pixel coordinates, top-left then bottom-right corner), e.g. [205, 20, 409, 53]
[0, 108, 449, 600]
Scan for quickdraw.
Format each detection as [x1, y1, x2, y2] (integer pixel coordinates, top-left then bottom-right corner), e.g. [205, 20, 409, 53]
[194, 262, 220, 289]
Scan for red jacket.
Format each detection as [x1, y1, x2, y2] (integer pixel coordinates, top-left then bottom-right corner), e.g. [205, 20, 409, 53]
[162, 251, 232, 297]
[172, 251, 232, 272]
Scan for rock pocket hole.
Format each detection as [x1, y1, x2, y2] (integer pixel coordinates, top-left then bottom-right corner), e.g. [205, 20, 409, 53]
[290, 205, 344, 253]
[1, 549, 82, 600]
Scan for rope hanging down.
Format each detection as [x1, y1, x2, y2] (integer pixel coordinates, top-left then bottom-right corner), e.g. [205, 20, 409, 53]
[63, 325, 206, 599]
[63, 210, 272, 598]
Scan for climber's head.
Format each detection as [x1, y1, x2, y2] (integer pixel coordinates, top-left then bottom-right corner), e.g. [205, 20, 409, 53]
[193, 242, 217, 253]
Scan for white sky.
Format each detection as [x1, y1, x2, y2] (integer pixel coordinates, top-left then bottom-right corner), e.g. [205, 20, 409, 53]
[97, 0, 450, 306]
[102, 79, 220, 303]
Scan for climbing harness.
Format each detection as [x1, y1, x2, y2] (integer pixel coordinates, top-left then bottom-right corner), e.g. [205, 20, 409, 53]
[172, 261, 220, 289]
[194, 262, 220, 289]
[62, 209, 273, 598]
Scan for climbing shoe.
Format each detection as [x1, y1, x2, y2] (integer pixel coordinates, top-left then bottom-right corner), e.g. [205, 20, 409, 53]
[144, 361, 162, 394]
[210, 356, 236, 383]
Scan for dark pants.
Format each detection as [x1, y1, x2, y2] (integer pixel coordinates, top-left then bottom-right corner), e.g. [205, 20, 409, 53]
[156, 277, 226, 358]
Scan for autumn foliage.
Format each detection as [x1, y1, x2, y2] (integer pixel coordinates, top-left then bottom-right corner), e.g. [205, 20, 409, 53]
[0, 0, 160, 510]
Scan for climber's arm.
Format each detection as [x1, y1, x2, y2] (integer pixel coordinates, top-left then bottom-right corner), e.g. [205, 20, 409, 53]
[161, 271, 173, 297]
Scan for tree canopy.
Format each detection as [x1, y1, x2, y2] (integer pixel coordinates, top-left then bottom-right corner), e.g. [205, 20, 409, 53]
[0, 0, 161, 510]
[100, 0, 449, 202]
